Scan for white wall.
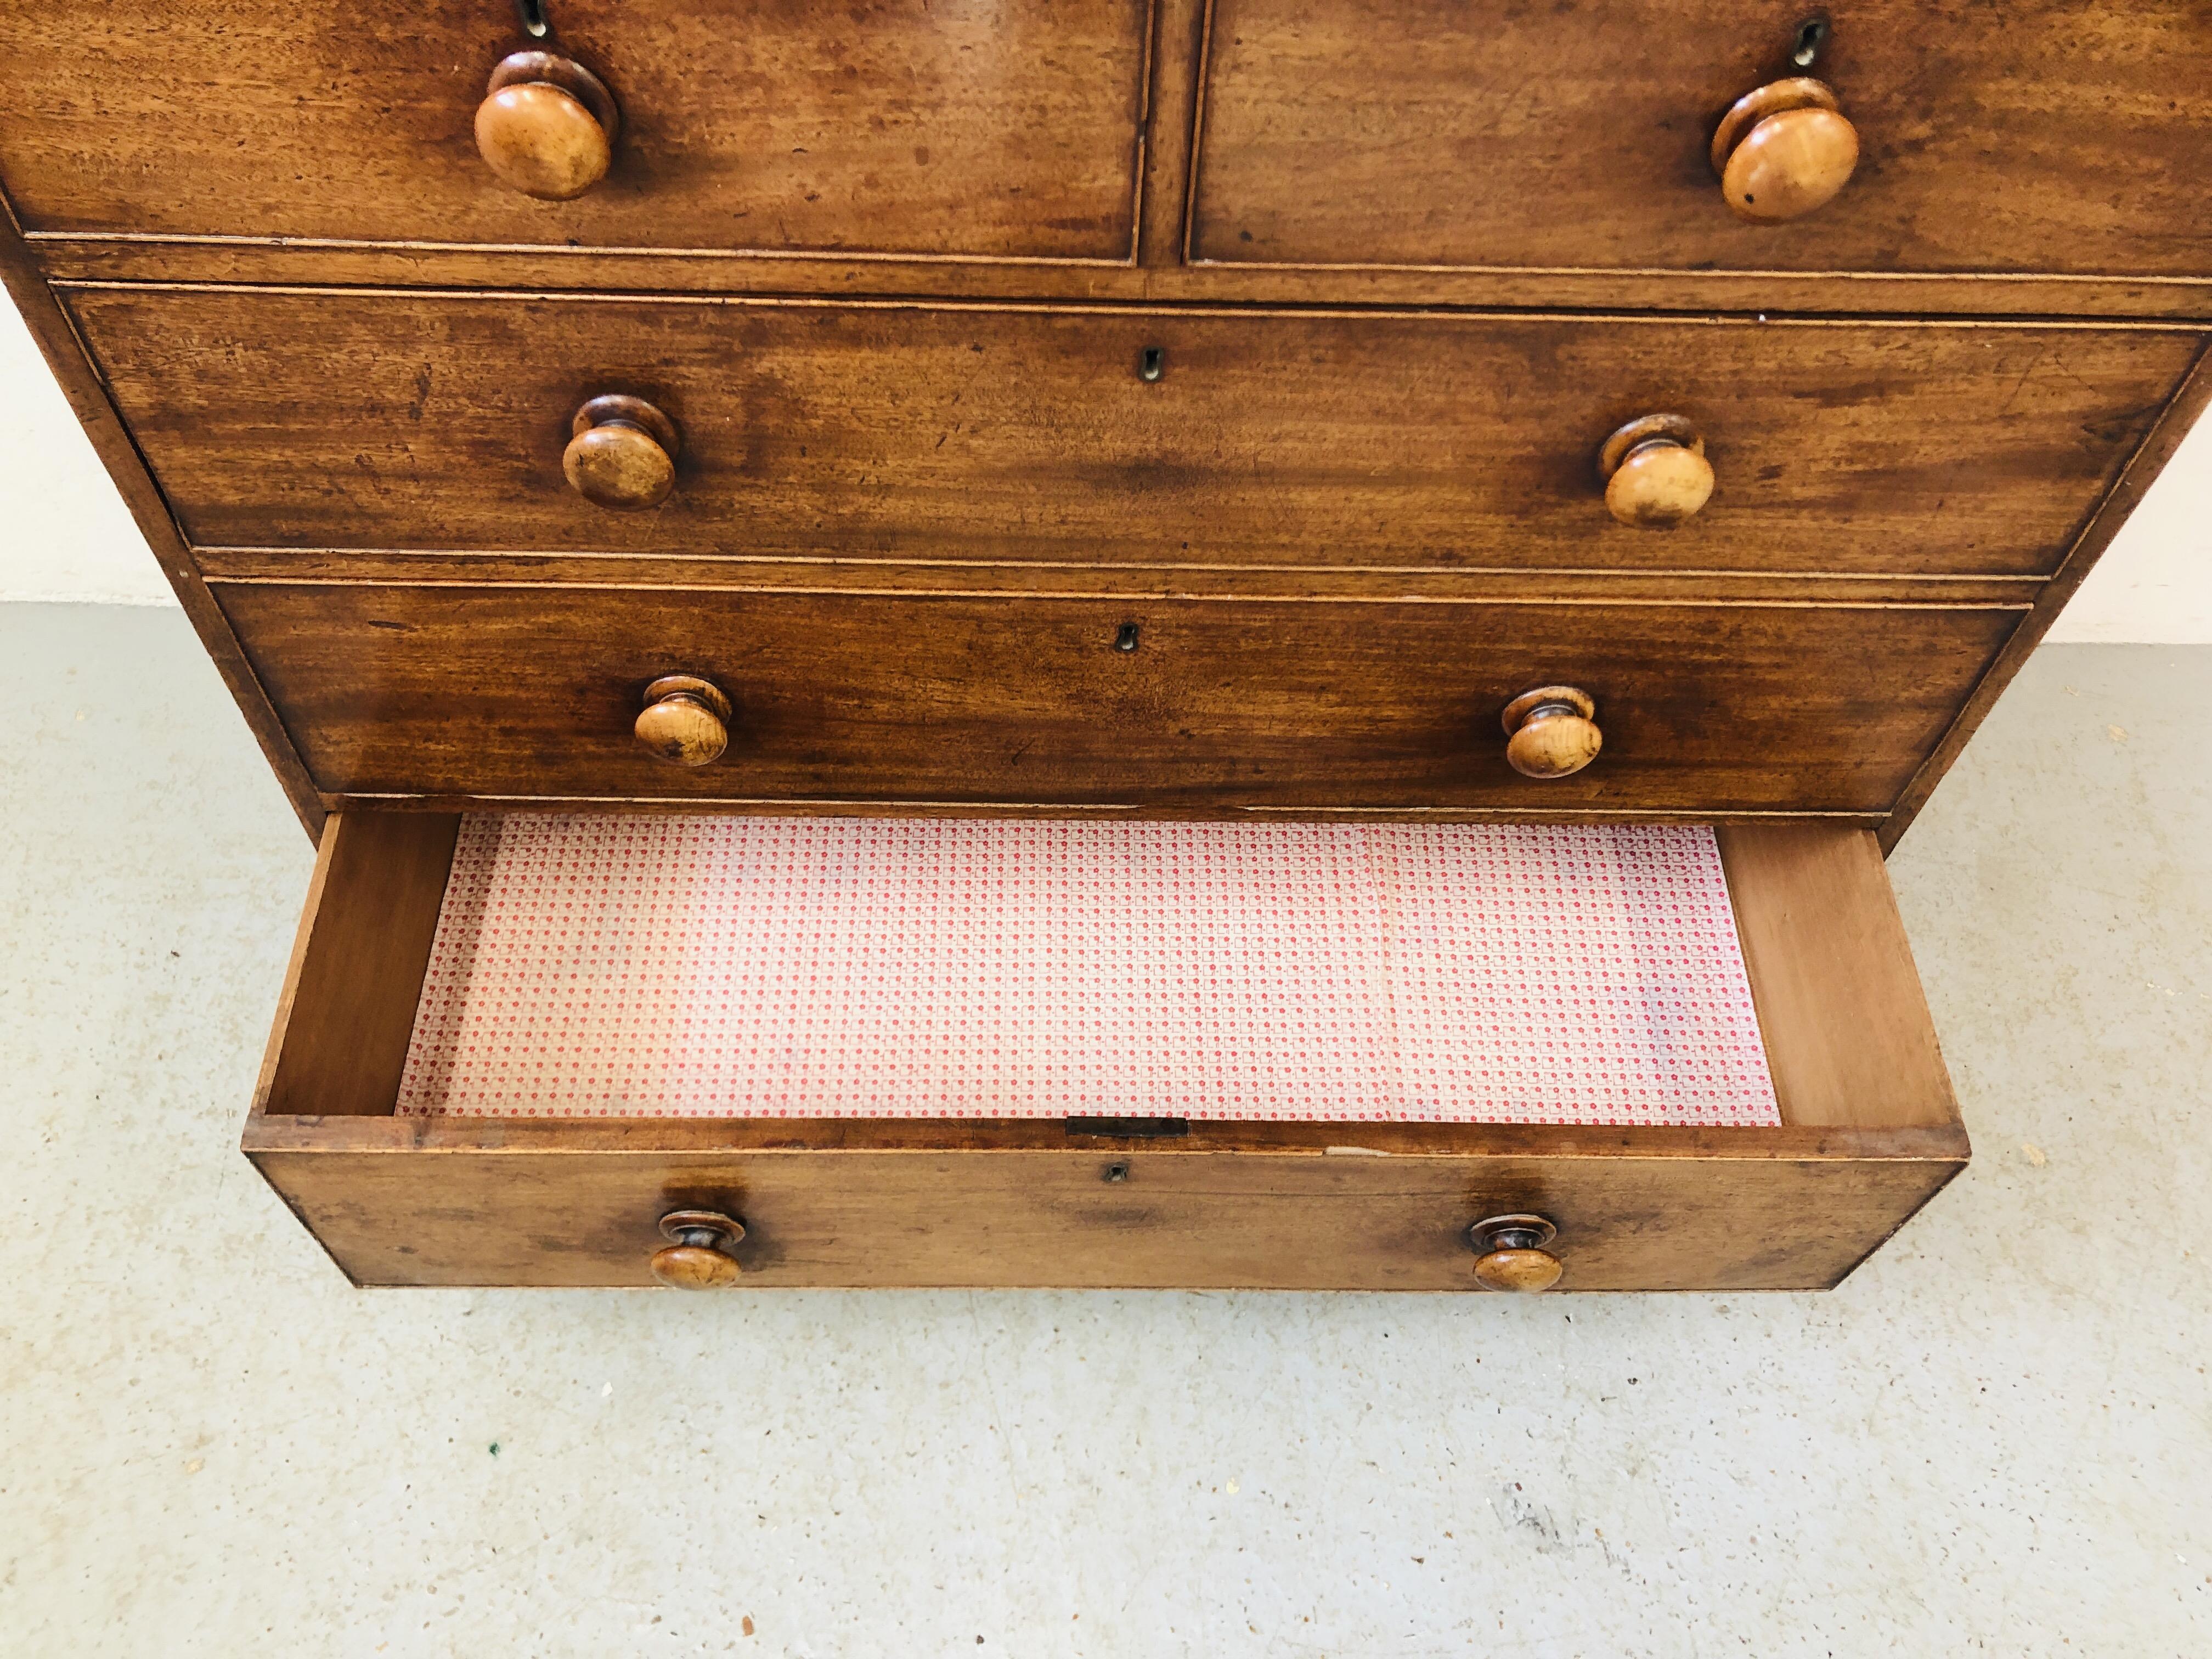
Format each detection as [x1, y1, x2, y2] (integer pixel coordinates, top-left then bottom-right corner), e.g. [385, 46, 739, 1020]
[2, 296, 2206, 636]
[2050, 399, 2212, 642]
[0, 295, 172, 603]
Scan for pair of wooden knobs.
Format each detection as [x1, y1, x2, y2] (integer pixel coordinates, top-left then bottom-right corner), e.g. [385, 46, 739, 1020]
[633, 678, 1605, 780]
[645, 1208, 1565, 1291]
[475, 50, 1858, 226]
[563, 394, 1719, 536]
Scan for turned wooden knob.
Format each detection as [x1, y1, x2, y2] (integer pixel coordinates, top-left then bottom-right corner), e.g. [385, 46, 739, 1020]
[1469, 1214, 1563, 1293]
[650, 1209, 746, 1289]
[563, 394, 680, 511]
[475, 51, 621, 201]
[1711, 78, 1858, 224]
[1598, 414, 1713, 529]
[1501, 686, 1601, 779]
[635, 675, 732, 766]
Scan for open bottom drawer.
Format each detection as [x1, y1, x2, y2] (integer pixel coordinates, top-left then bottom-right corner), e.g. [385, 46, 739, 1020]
[245, 815, 1966, 1290]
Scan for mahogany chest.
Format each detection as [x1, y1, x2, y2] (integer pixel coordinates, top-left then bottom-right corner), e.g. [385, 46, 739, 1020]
[4, 0, 2204, 1290]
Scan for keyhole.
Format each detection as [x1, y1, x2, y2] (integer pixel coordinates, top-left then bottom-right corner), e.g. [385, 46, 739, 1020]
[1791, 14, 1830, 67]
[1138, 346, 1165, 383]
[1114, 623, 1141, 653]
[515, 0, 551, 38]
[1103, 1163, 1131, 1183]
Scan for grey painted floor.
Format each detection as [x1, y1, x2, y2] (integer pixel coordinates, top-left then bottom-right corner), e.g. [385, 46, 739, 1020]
[1, 603, 2206, 1656]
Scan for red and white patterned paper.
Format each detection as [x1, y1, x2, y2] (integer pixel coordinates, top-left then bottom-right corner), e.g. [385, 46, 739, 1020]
[394, 817, 1779, 1126]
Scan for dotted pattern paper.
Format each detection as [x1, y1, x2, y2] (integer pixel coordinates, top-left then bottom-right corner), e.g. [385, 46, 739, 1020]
[395, 817, 1779, 1126]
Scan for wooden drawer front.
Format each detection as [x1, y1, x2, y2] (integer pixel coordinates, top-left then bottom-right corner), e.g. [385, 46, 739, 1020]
[0, 2, 1147, 260]
[72, 288, 2199, 577]
[250, 1132, 1963, 1291]
[214, 581, 2015, 812]
[1190, 0, 2212, 280]
[241, 814, 1967, 1291]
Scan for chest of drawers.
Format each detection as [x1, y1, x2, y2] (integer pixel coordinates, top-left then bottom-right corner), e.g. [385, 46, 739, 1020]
[5, 1, 2204, 1292]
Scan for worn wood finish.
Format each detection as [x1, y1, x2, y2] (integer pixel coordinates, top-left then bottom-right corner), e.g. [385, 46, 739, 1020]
[1605, 445, 1715, 529]
[0, 2, 1152, 261]
[1599, 415, 1714, 530]
[190, 552, 2042, 608]
[9, 3, 2210, 319]
[0, 199, 324, 836]
[331, 798, 1901, 828]
[1500, 686, 1603, 781]
[30, 236, 2212, 320]
[252, 812, 461, 1120]
[64, 286, 2202, 578]
[474, 53, 621, 203]
[1189, 0, 2212, 278]
[1472, 1249, 1565, 1293]
[213, 582, 2018, 812]
[9, 1, 2194, 1290]
[634, 675, 734, 768]
[649, 1211, 748, 1289]
[1716, 825, 1957, 1130]
[1468, 1215, 1566, 1293]
[1712, 79, 1859, 225]
[562, 393, 680, 511]
[244, 1118, 1964, 1289]
[1137, 0, 1210, 267]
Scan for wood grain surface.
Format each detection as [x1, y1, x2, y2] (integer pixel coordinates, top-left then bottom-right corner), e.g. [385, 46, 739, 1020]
[246, 1127, 1965, 1290]
[65, 286, 2202, 577]
[0, 1, 1151, 261]
[1190, 0, 2212, 278]
[29, 236, 2212, 321]
[211, 581, 2018, 812]
[186, 552, 2041, 608]
[1717, 824, 1956, 1130]
[253, 812, 460, 1119]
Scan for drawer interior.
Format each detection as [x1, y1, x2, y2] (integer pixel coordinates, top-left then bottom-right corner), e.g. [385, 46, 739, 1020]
[244, 812, 1967, 1290]
[397, 816, 1782, 1128]
[258, 813, 1957, 1132]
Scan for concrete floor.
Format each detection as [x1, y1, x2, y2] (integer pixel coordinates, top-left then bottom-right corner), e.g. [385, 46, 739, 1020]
[1, 603, 2205, 1656]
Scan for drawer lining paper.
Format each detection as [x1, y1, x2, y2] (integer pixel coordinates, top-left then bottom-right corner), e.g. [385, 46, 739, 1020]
[394, 816, 1780, 1127]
